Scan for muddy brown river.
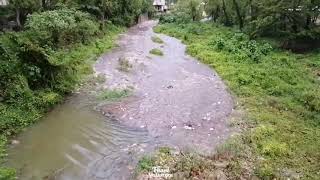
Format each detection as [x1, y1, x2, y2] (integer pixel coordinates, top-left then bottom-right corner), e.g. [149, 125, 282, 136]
[6, 21, 234, 180]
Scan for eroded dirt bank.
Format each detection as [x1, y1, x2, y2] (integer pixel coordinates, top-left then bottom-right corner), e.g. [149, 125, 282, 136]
[95, 20, 234, 153]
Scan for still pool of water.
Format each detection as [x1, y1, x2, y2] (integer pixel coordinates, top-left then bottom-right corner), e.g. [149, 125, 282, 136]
[6, 95, 153, 180]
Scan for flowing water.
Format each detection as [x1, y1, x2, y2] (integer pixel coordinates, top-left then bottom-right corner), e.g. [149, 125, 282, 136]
[6, 95, 154, 180]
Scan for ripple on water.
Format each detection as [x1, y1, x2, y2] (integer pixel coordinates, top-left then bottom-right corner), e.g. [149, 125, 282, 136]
[6, 95, 155, 180]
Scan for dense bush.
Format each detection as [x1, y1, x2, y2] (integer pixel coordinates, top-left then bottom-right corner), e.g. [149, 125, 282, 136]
[0, 9, 100, 99]
[159, 12, 192, 24]
[25, 9, 100, 47]
[208, 33, 273, 62]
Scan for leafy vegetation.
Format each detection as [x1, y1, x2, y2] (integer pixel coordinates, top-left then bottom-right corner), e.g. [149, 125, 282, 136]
[203, 0, 320, 42]
[153, 21, 320, 179]
[1, 0, 152, 29]
[137, 156, 156, 172]
[160, 0, 320, 52]
[98, 89, 131, 101]
[151, 36, 164, 44]
[149, 48, 164, 56]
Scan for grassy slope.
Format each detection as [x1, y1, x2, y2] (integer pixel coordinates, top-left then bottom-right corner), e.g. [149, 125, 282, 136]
[151, 22, 320, 179]
[0, 25, 124, 178]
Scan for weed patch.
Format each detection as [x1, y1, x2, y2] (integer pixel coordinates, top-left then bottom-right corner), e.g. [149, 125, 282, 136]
[151, 36, 164, 44]
[149, 48, 164, 56]
[98, 89, 130, 101]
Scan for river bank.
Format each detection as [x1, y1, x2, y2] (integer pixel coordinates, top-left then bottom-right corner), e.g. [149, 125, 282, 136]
[0, 24, 124, 179]
[136, 21, 320, 179]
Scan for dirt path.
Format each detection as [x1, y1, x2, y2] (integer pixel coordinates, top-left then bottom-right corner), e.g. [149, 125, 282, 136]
[94, 21, 234, 153]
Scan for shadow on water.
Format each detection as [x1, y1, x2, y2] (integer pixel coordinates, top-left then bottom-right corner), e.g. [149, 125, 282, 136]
[6, 94, 154, 180]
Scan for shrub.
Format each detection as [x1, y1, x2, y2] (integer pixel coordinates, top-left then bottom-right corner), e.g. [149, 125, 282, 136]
[151, 36, 164, 44]
[159, 12, 192, 24]
[25, 9, 100, 48]
[208, 33, 273, 62]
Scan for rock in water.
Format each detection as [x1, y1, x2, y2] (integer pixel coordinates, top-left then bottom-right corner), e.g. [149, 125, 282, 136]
[11, 140, 20, 145]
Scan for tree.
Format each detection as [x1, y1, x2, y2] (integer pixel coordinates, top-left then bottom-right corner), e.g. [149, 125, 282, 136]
[177, 0, 201, 21]
[205, 0, 221, 22]
[9, 0, 40, 28]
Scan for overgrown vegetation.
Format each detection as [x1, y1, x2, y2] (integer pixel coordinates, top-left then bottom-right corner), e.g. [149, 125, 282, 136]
[160, 0, 320, 52]
[152, 21, 320, 179]
[149, 48, 164, 56]
[0, 0, 152, 177]
[151, 36, 164, 44]
[136, 143, 254, 179]
[98, 89, 131, 101]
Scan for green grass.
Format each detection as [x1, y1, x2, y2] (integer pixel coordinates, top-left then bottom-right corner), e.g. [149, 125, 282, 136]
[0, 25, 124, 177]
[136, 156, 156, 172]
[151, 36, 164, 44]
[150, 22, 320, 179]
[98, 89, 130, 101]
[149, 48, 164, 56]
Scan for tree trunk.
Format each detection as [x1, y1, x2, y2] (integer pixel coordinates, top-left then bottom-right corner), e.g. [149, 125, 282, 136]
[291, 0, 301, 33]
[305, 0, 315, 29]
[16, 9, 21, 28]
[222, 0, 230, 26]
[232, 0, 243, 30]
[213, 6, 220, 22]
[100, 12, 105, 30]
[249, 0, 256, 21]
[42, 0, 47, 10]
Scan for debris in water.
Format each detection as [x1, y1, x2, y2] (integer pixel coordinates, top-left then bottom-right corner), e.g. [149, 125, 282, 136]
[210, 128, 214, 131]
[184, 124, 194, 130]
[11, 140, 20, 145]
[171, 126, 177, 129]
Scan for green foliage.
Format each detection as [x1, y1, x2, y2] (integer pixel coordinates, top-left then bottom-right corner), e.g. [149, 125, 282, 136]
[159, 11, 192, 24]
[25, 9, 100, 48]
[98, 89, 131, 101]
[0, 167, 16, 180]
[208, 32, 273, 62]
[151, 36, 164, 44]
[154, 22, 320, 179]
[149, 48, 164, 56]
[72, 0, 152, 26]
[177, 0, 202, 21]
[0, 11, 123, 177]
[137, 156, 155, 172]
[191, 0, 320, 51]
